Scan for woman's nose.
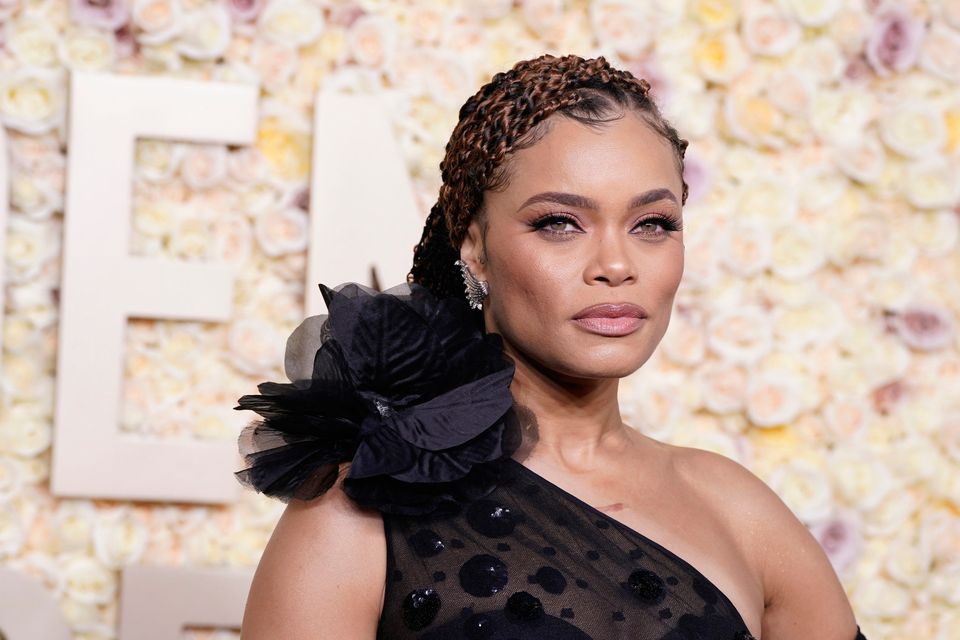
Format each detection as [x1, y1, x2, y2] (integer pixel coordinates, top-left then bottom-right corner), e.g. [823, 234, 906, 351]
[584, 230, 636, 286]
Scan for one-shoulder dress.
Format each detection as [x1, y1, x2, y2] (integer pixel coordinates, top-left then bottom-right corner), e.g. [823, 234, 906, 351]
[233, 282, 869, 640]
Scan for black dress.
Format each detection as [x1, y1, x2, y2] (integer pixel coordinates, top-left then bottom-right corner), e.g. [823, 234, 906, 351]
[233, 282, 868, 640]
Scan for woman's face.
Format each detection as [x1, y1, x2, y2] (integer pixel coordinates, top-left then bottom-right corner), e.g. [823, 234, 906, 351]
[460, 111, 685, 381]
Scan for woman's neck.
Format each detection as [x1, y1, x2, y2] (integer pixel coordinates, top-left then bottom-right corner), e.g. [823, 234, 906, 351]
[507, 349, 632, 471]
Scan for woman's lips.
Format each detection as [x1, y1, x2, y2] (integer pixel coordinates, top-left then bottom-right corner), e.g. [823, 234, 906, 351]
[572, 316, 645, 336]
[572, 303, 648, 337]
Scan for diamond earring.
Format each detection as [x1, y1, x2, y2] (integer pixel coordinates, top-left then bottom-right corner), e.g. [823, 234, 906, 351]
[454, 259, 489, 310]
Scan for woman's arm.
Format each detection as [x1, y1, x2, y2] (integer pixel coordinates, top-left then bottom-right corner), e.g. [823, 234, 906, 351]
[240, 470, 386, 639]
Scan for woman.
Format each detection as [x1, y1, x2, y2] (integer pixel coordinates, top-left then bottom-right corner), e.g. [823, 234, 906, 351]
[235, 54, 867, 639]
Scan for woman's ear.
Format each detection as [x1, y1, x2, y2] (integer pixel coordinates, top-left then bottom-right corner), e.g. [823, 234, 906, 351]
[459, 219, 487, 280]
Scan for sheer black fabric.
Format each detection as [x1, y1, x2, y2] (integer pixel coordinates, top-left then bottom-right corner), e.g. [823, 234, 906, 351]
[377, 457, 868, 640]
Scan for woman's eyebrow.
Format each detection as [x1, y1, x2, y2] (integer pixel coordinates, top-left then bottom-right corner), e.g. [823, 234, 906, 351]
[516, 188, 678, 212]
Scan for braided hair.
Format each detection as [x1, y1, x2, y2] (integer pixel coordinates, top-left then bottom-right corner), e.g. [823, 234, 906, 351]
[409, 53, 690, 300]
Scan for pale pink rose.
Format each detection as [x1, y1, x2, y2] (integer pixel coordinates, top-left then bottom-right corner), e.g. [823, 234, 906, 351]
[624, 57, 673, 111]
[870, 378, 907, 415]
[70, 0, 129, 30]
[888, 303, 956, 351]
[864, 4, 925, 76]
[843, 53, 873, 83]
[227, 0, 263, 23]
[810, 510, 863, 575]
[114, 24, 137, 58]
[254, 207, 309, 257]
[326, 3, 366, 28]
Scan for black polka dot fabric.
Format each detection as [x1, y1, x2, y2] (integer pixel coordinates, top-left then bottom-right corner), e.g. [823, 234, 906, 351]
[376, 458, 758, 639]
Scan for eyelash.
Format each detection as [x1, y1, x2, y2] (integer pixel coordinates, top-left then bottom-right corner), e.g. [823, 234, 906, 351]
[530, 213, 683, 238]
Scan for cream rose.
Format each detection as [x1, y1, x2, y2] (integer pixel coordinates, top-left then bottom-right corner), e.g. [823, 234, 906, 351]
[774, 301, 843, 349]
[767, 459, 834, 523]
[789, 36, 845, 84]
[0, 68, 66, 135]
[810, 89, 873, 148]
[694, 31, 748, 84]
[62, 555, 116, 605]
[769, 223, 826, 280]
[180, 144, 227, 190]
[910, 210, 959, 257]
[830, 446, 895, 511]
[696, 359, 747, 414]
[10, 171, 62, 219]
[661, 308, 706, 366]
[716, 221, 771, 277]
[706, 304, 774, 364]
[779, 0, 841, 26]
[902, 160, 960, 209]
[833, 133, 886, 184]
[879, 105, 947, 158]
[133, 0, 183, 45]
[741, 5, 800, 57]
[254, 207, 308, 257]
[0, 408, 51, 457]
[919, 23, 960, 83]
[590, 0, 654, 57]
[744, 369, 804, 428]
[737, 176, 797, 223]
[690, 0, 738, 30]
[0, 503, 25, 558]
[852, 575, 912, 618]
[59, 26, 116, 71]
[258, 0, 324, 46]
[227, 317, 284, 376]
[93, 510, 149, 568]
[5, 16, 60, 68]
[177, 4, 231, 60]
[347, 13, 396, 69]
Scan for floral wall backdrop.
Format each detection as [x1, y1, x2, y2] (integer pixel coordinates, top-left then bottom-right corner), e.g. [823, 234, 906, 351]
[1, 0, 959, 638]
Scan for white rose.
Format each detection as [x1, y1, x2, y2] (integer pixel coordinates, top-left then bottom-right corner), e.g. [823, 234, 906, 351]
[0, 409, 51, 457]
[180, 143, 227, 189]
[228, 317, 284, 376]
[741, 5, 800, 57]
[170, 217, 213, 260]
[62, 555, 116, 605]
[810, 89, 874, 148]
[769, 223, 826, 280]
[864, 491, 918, 538]
[133, 0, 183, 45]
[744, 369, 804, 428]
[821, 396, 869, 443]
[133, 198, 179, 238]
[258, 0, 324, 46]
[910, 210, 959, 257]
[59, 26, 116, 71]
[6, 215, 61, 281]
[902, 160, 960, 209]
[93, 510, 148, 568]
[827, 8, 870, 54]
[135, 139, 183, 183]
[830, 446, 895, 512]
[789, 36, 845, 83]
[696, 360, 746, 414]
[347, 14, 396, 70]
[422, 51, 473, 110]
[717, 221, 771, 277]
[853, 575, 913, 618]
[5, 16, 60, 67]
[690, 0, 737, 30]
[0, 68, 66, 135]
[590, 0, 654, 57]
[184, 521, 228, 565]
[10, 172, 62, 219]
[520, 0, 564, 38]
[766, 67, 816, 117]
[53, 502, 97, 553]
[879, 105, 947, 158]
[778, 0, 841, 26]
[774, 301, 843, 351]
[251, 40, 298, 93]
[706, 304, 774, 364]
[177, 4, 231, 60]
[833, 132, 885, 184]
[254, 207, 308, 257]
[660, 306, 705, 365]
[768, 459, 834, 523]
[737, 176, 797, 223]
[919, 23, 960, 83]
[620, 383, 681, 441]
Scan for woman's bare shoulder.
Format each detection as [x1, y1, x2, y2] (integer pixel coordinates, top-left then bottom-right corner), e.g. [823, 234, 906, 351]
[241, 465, 386, 640]
[668, 445, 859, 639]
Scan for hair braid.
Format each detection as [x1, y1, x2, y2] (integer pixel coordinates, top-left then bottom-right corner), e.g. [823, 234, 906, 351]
[409, 54, 689, 300]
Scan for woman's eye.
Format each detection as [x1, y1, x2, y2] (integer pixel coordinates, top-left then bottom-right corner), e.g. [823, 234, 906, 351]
[533, 215, 580, 235]
[634, 215, 682, 236]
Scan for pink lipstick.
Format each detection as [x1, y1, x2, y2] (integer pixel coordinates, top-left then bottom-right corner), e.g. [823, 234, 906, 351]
[572, 303, 648, 337]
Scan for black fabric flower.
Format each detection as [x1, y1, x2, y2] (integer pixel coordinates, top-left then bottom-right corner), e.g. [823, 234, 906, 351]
[234, 282, 519, 515]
